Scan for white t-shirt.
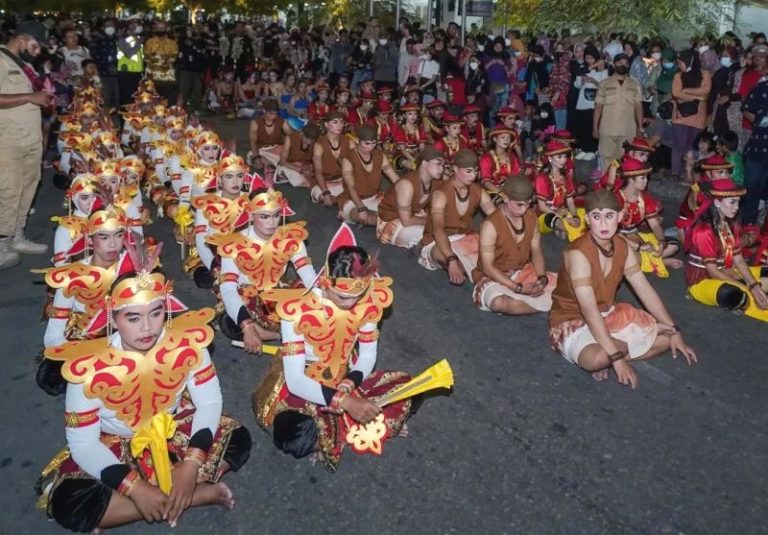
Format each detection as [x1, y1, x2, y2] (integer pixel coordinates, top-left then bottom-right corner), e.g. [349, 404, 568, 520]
[61, 46, 91, 79]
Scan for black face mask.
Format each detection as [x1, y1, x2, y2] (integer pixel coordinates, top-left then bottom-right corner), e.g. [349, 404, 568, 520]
[614, 65, 628, 75]
[19, 50, 35, 63]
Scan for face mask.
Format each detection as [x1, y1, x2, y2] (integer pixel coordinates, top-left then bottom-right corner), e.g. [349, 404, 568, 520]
[135, 25, 143, 34]
[614, 65, 628, 75]
[469, 61, 479, 70]
[698, 45, 709, 53]
[104, 26, 115, 36]
[651, 52, 661, 61]
[505, 38, 511, 46]
[540, 111, 549, 119]
[20, 50, 35, 63]
[720, 57, 733, 68]
[379, 39, 387, 45]
[360, 44, 368, 51]
[663, 61, 675, 69]
[534, 57, 543, 63]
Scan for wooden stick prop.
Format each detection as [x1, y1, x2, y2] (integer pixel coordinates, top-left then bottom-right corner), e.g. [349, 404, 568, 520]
[230, 340, 279, 355]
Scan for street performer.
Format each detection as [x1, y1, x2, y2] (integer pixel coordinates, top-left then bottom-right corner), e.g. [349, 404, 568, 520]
[36, 242, 251, 532]
[549, 190, 697, 389]
[472, 177, 557, 314]
[252, 224, 412, 471]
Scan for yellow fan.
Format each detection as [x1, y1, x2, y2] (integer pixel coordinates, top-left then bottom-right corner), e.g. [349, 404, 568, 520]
[376, 359, 454, 407]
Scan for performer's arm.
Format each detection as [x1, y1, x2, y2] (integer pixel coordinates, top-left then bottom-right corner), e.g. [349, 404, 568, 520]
[194, 211, 215, 270]
[350, 322, 379, 383]
[478, 221, 516, 289]
[530, 226, 547, 278]
[53, 226, 73, 266]
[479, 190, 497, 215]
[290, 242, 317, 287]
[381, 156, 400, 184]
[126, 203, 144, 237]
[219, 257, 246, 324]
[281, 321, 336, 405]
[43, 289, 74, 348]
[567, 249, 623, 355]
[341, 157, 365, 209]
[185, 347, 223, 450]
[65, 383, 126, 484]
[430, 190, 455, 258]
[312, 142, 330, 195]
[177, 170, 192, 209]
[395, 179, 425, 226]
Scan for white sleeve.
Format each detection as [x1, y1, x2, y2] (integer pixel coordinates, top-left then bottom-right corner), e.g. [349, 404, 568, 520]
[53, 226, 73, 266]
[153, 148, 168, 182]
[44, 289, 74, 348]
[185, 348, 223, 437]
[281, 320, 328, 405]
[126, 204, 144, 237]
[65, 383, 122, 480]
[60, 151, 72, 174]
[291, 242, 317, 288]
[351, 322, 378, 378]
[194, 210, 215, 270]
[178, 169, 192, 208]
[220, 257, 244, 323]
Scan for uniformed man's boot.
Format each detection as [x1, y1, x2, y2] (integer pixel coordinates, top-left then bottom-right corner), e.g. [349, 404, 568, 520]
[12, 229, 47, 255]
[0, 237, 21, 271]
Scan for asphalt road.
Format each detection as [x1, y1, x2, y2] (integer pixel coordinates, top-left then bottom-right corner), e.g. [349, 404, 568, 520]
[2, 117, 766, 535]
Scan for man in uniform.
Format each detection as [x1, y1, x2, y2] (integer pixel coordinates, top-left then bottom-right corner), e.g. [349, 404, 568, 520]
[0, 21, 52, 270]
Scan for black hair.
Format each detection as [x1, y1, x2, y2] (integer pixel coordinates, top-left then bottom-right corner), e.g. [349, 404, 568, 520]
[678, 49, 703, 88]
[583, 45, 600, 62]
[327, 245, 370, 278]
[694, 130, 716, 152]
[719, 130, 739, 152]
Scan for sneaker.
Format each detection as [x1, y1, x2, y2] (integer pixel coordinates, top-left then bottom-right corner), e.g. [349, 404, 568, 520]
[0, 238, 20, 271]
[12, 232, 48, 255]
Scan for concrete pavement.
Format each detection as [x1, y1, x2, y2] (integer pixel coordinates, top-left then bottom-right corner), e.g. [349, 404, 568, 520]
[1, 117, 766, 534]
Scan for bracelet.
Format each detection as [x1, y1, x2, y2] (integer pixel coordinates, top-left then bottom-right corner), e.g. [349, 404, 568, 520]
[636, 242, 644, 252]
[328, 390, 348, 414]
[356, 206, 368, 213]
[748, 281, 761, 290]
[117, 470, 140, 497]
[184, 448, 207, 467]
[446, 254, 459, 265]
[239, 319, 256, 331]
[337, 378, 356, 394]
[321, 190, 331, 196]
[608, 350, 626, 363]
[515, 282, 523, 293]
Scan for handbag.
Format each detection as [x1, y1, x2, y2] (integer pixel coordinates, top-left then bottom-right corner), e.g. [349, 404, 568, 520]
[677, 99, 699, 117]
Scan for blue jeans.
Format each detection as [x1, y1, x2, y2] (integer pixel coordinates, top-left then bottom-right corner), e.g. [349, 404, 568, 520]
[490, 84, 509, 127]
[554, 108, 567, 130]
[743, 157, 768, 225]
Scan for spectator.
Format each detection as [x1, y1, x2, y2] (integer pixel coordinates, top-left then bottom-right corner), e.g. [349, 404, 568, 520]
[742, 78, 768, 225]
[573, 45, 608, 160]
[484, 36, 512, 125]
[116, 20, 143, 106]
[89, 19, 118, 109]
[670, 49, 711, 181]
[143, 20, 178, 103]
[178, 26, 206, 112]
[0, 19, 52, 269]
[372, 32, 398, 90]
[58, 28, 90, 88]
[329, 29, 352, 89]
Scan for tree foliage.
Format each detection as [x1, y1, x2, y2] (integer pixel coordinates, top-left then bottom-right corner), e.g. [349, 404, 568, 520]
[495, 0, 731, 36]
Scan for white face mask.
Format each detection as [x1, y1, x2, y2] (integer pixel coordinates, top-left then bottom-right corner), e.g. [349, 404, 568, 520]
[720, 57, 733, 68]
[505, 38, 511, 46]
[651, 52, 661, 61]
[698, 45, 709, 53]
[104, 26, 116, 36]
[540, 111, 549, 119]
[135, 25, 143, 34]
[469, 61, 479, 70]
[360, 44, 368, 51]
[379, 39, 387, 45]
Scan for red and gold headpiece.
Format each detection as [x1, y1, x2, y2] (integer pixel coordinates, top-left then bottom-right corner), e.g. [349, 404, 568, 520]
[67, 173, 99, 199]
[78, 101, 100, 117]
[119, 155, 146, 177]
[166, 115, 186, 131]
[248, 187, 294, 216]
[136, 91, 155, 104]
[193, 131, 221, 153]
[217, 154, 247, 177]
[86, 206, 128, 235]
[93, 159, 121, 180]
[310, 224, 378, 298]
[96, 131, 119, 148]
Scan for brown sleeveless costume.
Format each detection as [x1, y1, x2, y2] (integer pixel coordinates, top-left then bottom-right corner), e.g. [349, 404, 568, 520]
[421, 181, 483, 246]
[471, 209, 537, 284]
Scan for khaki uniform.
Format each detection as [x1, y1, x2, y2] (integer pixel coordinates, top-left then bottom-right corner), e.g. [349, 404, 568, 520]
[595, 75, 642, 163]
[0, 48, 42, 236]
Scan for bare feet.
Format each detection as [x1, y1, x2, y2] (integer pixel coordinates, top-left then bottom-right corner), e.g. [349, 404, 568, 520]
[592, 369, 610, 382]
[663, 257, 684, 269]
[196, 482, 235, 510]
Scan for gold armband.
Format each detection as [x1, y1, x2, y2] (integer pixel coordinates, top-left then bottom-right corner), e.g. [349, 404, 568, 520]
[625, 263, 641, 276]
[571, 276, 592, 288]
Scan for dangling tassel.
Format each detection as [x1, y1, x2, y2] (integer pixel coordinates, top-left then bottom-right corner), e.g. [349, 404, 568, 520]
[106, 302, 113, 346]
[165, 295, 173, 328]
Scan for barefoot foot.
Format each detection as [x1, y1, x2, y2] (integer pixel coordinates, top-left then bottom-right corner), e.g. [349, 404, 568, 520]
[663, 258, 684, 269]
[197, 482, 235, 510]
[592, 369, 610, 382]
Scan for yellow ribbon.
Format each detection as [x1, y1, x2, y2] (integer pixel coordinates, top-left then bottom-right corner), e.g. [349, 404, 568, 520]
[130, 412, 177, 495]
[173, 205, 194, 229]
